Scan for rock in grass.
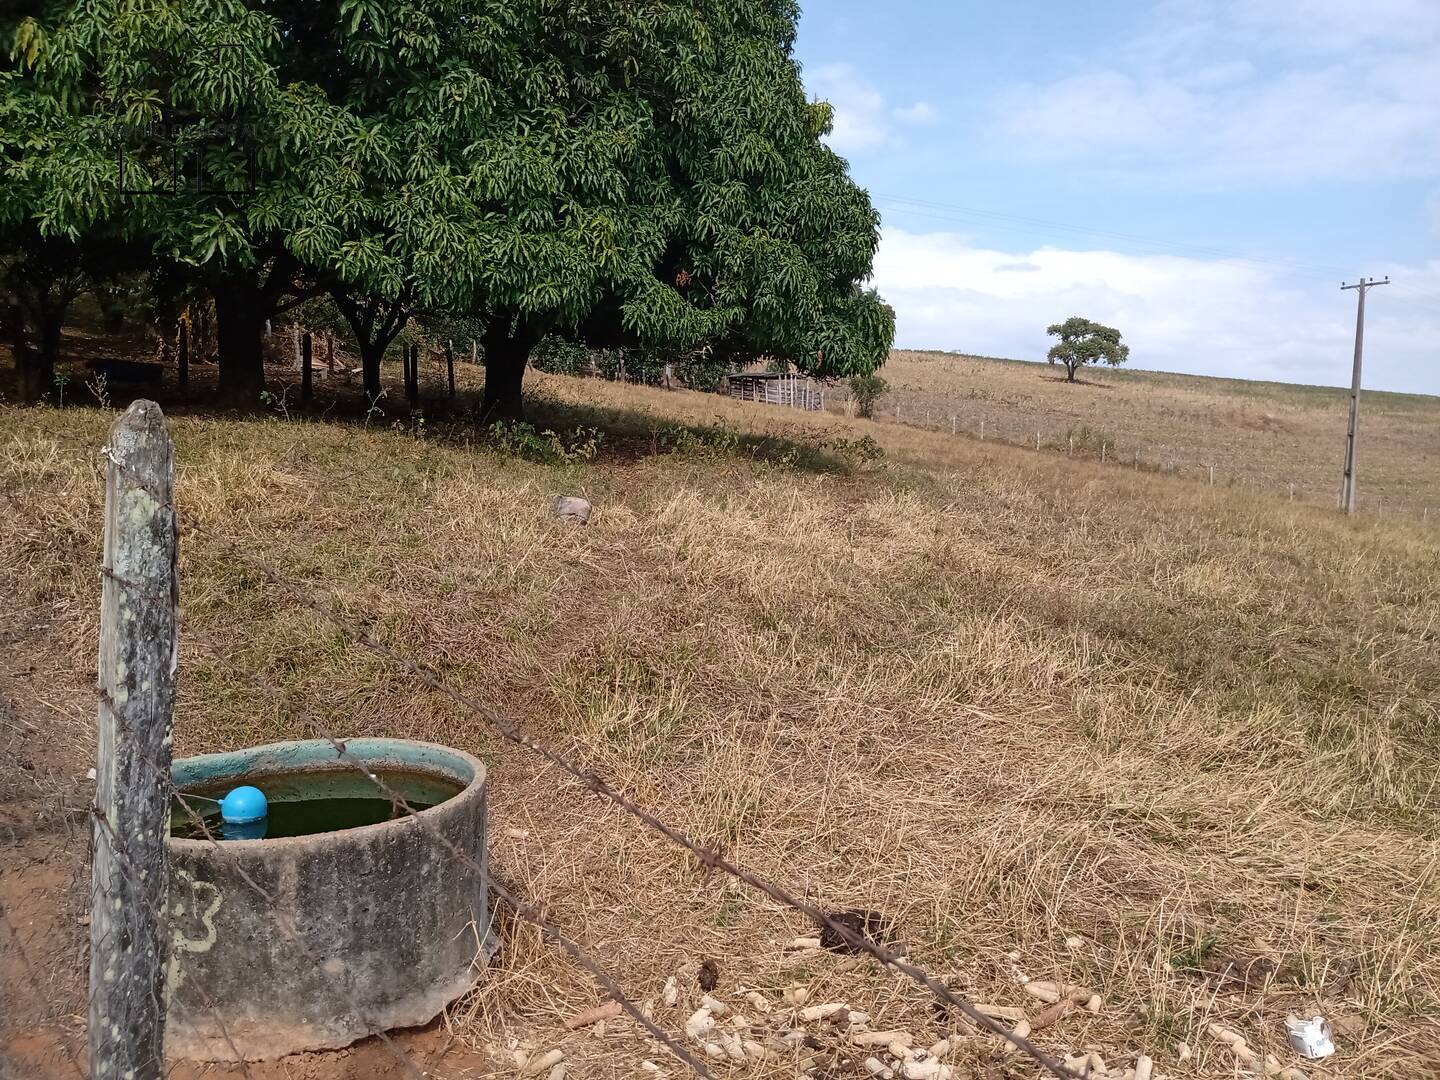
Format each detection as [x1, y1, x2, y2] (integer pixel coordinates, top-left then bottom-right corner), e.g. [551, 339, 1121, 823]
[551, 495, 592, 524]
[520, 1049, 564, 1075]
[564, 1000, 622, 1029]
[685, 1007, 714, 1040]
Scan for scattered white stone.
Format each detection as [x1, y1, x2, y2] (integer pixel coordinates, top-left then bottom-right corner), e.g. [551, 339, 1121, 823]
[86, 768, 96, 781]
[1084, 994, 1103, 1013]
[551, 495, 592, 524]
[546, 1066, 566, 1080]
[745, 990, 772, 1014]
[852, 1030, 913, 1047]
[742, 1040, 770, 1061]
[640, 1063, 661, 1074]
[661, 976, 679, 1007]
[1064, 935, 1086, 951]
[927, 1038, 951, 1059]
[520, 1049, 564, 1076]
[704, 1042, 726, 1060]
[902, 1060, 942, 1080]
[800, 1002, 848, 1021]
[1134, 1054, 1154, 1080]
[863, 1057, 894, 1079]
[700, 994, 728, 1016]
[786, 936, 822, 951]
[888, 1040, 913, 1060]
[685, 1008, 714, 1040]
[782, 986, 809, 1005]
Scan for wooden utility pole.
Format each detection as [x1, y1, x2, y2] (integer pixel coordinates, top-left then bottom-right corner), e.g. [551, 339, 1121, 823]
[90, 401, 177, 1080]
[445, 339, 456, 399]
[1338, 276, 1390, 514]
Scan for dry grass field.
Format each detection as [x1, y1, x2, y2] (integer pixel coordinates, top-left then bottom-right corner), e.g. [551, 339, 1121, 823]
[2, 357, 1439, 1080]
[847, 351, 1440, 517]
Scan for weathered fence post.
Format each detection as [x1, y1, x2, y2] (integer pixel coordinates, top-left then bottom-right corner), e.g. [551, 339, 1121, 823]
[301, 332, 313, 408]
[90, 400, 178, 1080]
[445, 339, 456, 400]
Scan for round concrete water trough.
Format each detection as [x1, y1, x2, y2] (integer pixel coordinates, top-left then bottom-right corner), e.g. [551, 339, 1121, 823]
[165, 738, 492, 1061]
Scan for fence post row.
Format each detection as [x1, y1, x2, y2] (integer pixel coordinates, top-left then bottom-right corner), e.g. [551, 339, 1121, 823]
[90, 400, 178, 1080]
[301, 332, 313, 408]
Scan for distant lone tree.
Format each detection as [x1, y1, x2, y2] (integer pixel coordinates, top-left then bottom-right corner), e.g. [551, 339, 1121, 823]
[1046, 317, 1129, 382]
[848, 373, 889, 418]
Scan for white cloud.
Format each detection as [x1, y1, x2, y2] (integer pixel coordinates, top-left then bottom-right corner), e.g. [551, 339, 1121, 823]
[806, 66, 938, 154]
[808, 63, 890, 154]
[990, 0, 1440, 186]
[893, 101, 939, 126]
[871, 228, 1440, 394]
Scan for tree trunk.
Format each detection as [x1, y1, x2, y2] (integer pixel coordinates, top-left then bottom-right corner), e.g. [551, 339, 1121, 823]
[480, 323, 534, 422]
[359, 339, 386, 402]
[1066, 362, 1077, 383]
[213, 280, 266, 407]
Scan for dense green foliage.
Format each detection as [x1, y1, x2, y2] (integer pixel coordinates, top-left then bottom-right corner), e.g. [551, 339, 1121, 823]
[2, 0, 893, 412]
[1046, 316, 1129, 383]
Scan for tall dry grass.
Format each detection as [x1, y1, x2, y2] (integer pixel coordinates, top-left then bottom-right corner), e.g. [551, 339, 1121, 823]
[0, 372, 1437, 1078]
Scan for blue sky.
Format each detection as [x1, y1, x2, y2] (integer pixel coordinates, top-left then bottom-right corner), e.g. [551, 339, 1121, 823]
[792, 0, 1440, 394]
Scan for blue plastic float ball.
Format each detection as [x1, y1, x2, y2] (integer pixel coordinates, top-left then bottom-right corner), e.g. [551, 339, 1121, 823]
[219, 785, 268, 824]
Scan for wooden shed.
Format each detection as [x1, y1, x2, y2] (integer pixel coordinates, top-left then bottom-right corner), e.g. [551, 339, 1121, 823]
[726, 372, 824, 411]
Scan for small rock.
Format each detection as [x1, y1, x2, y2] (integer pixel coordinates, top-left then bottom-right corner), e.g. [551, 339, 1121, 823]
[551, 495, 592, 524]
[520, 1049, 564, 1076]
[700, 994, 728, 1016]
[787, 936, 823, 951]
[685, 1008, 714, 1040]
[661, 976, 679, 1007]
[704, 1042, 725, 1059]
[902, 1061, 941, 1080]
[86, 768, 97, 781]
[745, 990, 771, 1014]
[1134, 1054, 1153, 1080]
[863, 1057, 894, 1079]
[547, 1067, 566, 1080]
[799, 1002, 848, 1021]
[852, 1030, 913, 1047]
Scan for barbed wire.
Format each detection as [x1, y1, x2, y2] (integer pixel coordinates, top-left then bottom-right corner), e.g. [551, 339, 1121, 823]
[94, 423, 1086, 1080]
[215, 539, 1083, 1079]
[97, 558, 714, 1079]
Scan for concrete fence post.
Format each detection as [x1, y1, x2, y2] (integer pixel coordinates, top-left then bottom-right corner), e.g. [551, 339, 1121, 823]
[90, 401, 178, 1080]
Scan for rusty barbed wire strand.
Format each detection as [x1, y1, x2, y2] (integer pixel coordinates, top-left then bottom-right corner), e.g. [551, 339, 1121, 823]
[94, 690, 429, 1080]
[98, 444, 1081, 1079]
[89, 808, 256, 1080]
[218, 541, 1082, 1080]
[97, 562, 703, 1079]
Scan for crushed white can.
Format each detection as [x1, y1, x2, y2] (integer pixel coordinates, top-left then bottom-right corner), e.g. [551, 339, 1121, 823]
[1284, 1014, 1336, 1059]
